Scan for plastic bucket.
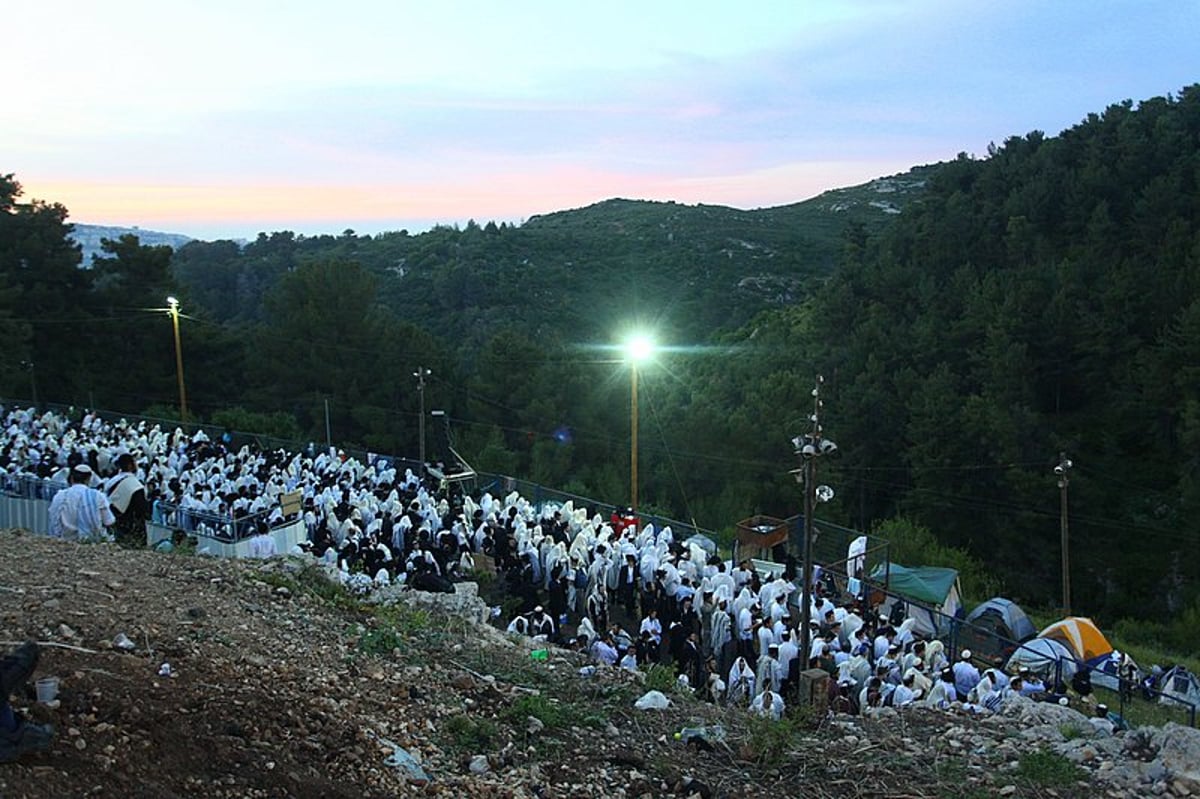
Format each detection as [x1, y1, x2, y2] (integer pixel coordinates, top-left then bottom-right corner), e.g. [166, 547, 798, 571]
[35, 676, 59, 703]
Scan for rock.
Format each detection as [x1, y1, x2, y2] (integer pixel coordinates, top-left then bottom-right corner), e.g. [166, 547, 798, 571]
[1153, 724, 1200, 784]
[998, 787, 1016, 796]
[526, 716, 545, 735]
[469, 755, 490, 774]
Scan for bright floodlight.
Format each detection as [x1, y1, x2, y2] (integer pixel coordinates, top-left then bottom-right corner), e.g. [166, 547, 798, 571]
[166, 296, 179, 307]
[626, 334, 655, 363]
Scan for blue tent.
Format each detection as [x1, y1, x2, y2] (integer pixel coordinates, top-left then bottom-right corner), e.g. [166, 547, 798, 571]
[966, 598, 1037, 643]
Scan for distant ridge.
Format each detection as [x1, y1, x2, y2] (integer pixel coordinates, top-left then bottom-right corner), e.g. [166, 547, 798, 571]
[70, 223, 194, 267]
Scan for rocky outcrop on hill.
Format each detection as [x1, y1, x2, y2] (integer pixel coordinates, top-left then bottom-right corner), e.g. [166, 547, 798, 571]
[0, 530, 1196, 799]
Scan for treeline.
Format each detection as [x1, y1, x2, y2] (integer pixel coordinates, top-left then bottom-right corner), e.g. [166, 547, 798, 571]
[797, 86, 1200, 621]
[1, 86, 1198, 641]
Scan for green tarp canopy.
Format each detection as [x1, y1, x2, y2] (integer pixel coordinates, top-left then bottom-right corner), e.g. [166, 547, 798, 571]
[869, 562, 958, 605]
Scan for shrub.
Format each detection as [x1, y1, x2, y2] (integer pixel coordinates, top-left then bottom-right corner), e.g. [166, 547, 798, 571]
[1015, 750, 1081, 788]
[443, 715, 497, 752]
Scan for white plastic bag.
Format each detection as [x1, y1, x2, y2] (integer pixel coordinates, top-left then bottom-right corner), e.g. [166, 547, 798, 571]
[634, 690, 672, 710]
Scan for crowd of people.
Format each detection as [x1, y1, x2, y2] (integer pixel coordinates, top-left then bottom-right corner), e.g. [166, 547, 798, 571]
[1, 405, 1125, 731]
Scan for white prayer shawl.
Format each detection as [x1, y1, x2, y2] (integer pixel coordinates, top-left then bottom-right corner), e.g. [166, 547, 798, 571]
[847, 535, 868, 578]
[905, 666, 933, 696]
[247, 534, 277, 559]
[727, 658, 756, 705]
[895, 618, 917, 649]
[840, 612, 864, 647]
[926, 678, 955, 709]
[576, 616, 598, 645]
[708, 606, 732, 653]
[756, 655, 782, 693]
[731, 588, 755, 621]
[846, 655, 872, 687]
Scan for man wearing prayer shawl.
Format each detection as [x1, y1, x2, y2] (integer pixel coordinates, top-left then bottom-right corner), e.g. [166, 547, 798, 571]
[48, 465, 115, 542]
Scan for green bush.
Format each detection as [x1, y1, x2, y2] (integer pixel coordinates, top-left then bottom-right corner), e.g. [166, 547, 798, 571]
[642, 664, 677, 694]
[873, 516, 1000, 600]
[1015, 750, 1081, 788]
[505, 693, 571, 729]
[442, 714, 497, 752]
[745, 713, 804, 766]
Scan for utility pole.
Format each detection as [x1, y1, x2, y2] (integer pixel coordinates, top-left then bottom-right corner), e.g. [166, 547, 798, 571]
[324, 398, 332, 451]
[167, 296, 188, 423]
[1056, 453, 1073, 614]
[792, 375, 838, 666]
[414, 367, 431, 469]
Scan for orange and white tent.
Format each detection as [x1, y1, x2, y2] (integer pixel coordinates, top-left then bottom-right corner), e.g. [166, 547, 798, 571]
[1038, 617, 1114, 666]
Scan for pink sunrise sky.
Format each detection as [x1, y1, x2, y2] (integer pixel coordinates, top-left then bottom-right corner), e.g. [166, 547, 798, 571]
[5, 0, 1198, 240]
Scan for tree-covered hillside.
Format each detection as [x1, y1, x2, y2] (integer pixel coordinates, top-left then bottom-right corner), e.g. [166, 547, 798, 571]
[791, 86, 1200, 621]
[2, 86, 1198, 640]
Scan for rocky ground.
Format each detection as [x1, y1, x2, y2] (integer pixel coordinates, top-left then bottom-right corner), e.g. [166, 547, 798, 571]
[1, 529, 1198, 799]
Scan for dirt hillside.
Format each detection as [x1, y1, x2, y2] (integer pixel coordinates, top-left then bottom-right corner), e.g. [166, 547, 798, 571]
[0, 530, 1181, 799]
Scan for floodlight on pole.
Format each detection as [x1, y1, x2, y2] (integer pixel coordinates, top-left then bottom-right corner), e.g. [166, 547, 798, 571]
[166, 296, 188, 423]
[624, 333, 656, 515]
[791, 374, 837, 666]
[1056, 452, 1073, 614]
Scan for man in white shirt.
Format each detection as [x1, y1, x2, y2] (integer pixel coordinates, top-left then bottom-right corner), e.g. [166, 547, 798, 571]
[48, 465, 115, 542]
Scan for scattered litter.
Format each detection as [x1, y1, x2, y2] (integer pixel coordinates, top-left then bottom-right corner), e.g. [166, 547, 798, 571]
[113, 633, 136, 651]
[158, 663, 173, 677]
[378, 736, 431, 786]
[634, 690, 671, 710]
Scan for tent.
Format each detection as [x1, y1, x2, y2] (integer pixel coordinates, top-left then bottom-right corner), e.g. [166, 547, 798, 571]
[1091, 650, 1142, 692]
[959, 598, 1038, 666]
[966, 598, 1037, 642]
[1039, 617, 1114, 667]
[869, 562, 962, 638]
[1159, 665, 1200, 709]
[1006, 638, 1078, 683]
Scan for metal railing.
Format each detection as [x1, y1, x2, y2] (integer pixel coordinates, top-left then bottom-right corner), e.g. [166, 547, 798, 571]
[150, 501, 294, 544]
[0, 473, 69, 502]
[474, 472, 719, 546]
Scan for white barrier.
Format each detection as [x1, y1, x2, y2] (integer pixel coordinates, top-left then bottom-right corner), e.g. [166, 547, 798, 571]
[3, 492, 306, 560]
[147, 518, 307, 559]
[0, 495, 53, 535]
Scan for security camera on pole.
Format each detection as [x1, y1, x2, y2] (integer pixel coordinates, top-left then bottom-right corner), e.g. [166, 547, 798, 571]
[791, 374, 838, 665]
[414, 367, 431, 471]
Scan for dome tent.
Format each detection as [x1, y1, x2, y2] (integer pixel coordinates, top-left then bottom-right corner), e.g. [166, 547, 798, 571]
[965, 598, 1037, 642]
[1159, 665, 1200, 709]
[960, 597, 1038, 666]
[1006, 637, 1078, 683]
[1038, 617, 1114, 667]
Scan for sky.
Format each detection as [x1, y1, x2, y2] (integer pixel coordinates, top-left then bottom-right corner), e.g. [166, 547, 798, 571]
[5, 0, 1199, 240]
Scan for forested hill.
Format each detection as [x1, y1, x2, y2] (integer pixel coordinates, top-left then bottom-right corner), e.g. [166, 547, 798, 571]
[788, 85, 1200, 625]
[3, 85, 1199, 646]
[169, 167, 933, 348]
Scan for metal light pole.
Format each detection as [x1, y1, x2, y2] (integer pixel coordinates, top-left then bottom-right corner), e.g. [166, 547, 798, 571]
[1056, 452, 1073, 614]
[414, 367, 431, 468]
[792, 374, 837, 667]
[625, 334, 655, 515]
[166, 296, 188, 423]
